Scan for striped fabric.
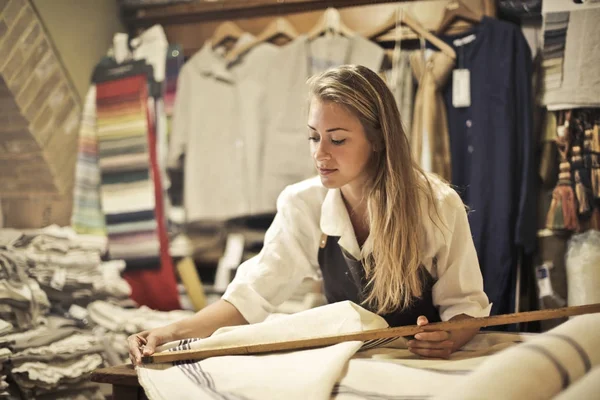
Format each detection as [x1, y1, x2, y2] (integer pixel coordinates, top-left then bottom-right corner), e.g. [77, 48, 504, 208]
[541, 11, 569, 92]
[71, 86, 106, 236]
[96, 74, 160, 263]
[94, 72, 180, 311]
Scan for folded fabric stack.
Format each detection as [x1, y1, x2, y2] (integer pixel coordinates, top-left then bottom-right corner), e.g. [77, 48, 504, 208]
[0, 245, 50, 334]
[1, 318, 105, 399]
[540, 11, 569, 92]
[0, 227, 120, 398]
[7, 226, 130, 311]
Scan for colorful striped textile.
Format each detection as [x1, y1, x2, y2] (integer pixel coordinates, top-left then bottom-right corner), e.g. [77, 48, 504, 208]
[71, 86, 106, 236]
[96, 74, 160, 263]
[95, 71, 179, 310]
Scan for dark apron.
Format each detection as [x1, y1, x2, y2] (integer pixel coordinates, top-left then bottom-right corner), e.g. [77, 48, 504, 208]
[318, 235, 441, 327]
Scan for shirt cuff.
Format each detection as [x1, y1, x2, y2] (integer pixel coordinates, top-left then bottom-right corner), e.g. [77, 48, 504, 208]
[439, 302, 493, 322]
[222, 282, 273, 324]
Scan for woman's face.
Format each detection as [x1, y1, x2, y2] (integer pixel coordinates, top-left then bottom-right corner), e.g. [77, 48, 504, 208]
[308, 98, 373, 190]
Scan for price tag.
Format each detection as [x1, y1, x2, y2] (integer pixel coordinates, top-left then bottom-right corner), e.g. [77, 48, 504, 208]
[50, 267, 66, 291]
[536, 264, 554, 298]
[452, 69, 471, 108]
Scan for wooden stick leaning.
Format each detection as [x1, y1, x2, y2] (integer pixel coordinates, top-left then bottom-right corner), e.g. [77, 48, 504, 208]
[142, 303, 600, 364]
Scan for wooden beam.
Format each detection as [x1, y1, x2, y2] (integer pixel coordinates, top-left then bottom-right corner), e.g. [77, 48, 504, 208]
[123, 0, 416, 27]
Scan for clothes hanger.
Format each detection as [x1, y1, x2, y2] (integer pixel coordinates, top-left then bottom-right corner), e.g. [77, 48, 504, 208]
[211, 21, 245, 49]
[225, 17, 298, 63]
[435, 0, 483, 35]
[307, 7, 354, 40]
[364, 10, 456, 60]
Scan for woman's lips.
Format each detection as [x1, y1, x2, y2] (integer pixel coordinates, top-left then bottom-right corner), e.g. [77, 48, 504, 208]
[319, 168, 337, 176]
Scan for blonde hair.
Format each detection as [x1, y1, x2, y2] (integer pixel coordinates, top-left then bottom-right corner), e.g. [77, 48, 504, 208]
[308, 65, 439, 314]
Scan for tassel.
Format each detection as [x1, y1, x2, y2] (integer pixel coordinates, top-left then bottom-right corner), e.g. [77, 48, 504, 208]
[574, 170, 590, 215]
[591, 155, 600, 199]
[546, 188, 564, 230]
[592, 124, 600, 153]
[546, 184, 579, 231]
[592, 165, 600, 199]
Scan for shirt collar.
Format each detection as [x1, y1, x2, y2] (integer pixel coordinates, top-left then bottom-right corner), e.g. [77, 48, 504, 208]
[320, 188, 361, 260]
[191, 33, 255, 83]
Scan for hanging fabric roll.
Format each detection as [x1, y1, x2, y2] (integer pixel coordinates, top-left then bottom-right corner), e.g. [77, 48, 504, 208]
[409, 50, 454, 181]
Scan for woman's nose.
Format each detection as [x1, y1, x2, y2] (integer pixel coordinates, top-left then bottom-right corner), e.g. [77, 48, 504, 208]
[314, 141, 331, 161]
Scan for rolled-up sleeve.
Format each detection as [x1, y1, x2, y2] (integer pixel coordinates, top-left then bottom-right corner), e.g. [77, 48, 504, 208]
[432, 191, 492, 321]
[222, 186, 321, 324]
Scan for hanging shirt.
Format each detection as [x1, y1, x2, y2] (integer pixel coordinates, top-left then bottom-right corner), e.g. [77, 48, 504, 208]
[260, 35, 385, 213]
[223, 175, 491, 324]
[410, 50, 454, 181]
[436, 17, 536, 316]
[167, 35, 279, 222]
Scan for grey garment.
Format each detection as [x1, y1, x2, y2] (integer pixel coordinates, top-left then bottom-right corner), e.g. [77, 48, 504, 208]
[383, 51, 415, 135]
[11, 354, 104, 392]
[11, 327, 79, 352]
[9, 332, 105, 367]
[11, 345, 105, 364]
[0, 279, 50, 309]
[542, 9, 600, 106]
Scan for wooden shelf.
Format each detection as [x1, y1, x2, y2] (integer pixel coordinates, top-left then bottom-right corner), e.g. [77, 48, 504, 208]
[123, 0, 416, 27]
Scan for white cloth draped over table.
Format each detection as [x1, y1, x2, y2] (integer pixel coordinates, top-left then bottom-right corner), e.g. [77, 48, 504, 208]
[138, 301, 388, 400]
[137, 301, 600, 400]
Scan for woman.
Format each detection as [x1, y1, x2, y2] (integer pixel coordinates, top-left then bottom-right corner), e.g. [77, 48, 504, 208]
[128, 65, 490, 365]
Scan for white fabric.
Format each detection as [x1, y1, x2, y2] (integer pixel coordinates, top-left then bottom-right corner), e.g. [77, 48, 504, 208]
[553, 366, 600, 400]
[138, 301, 388, 400]
[223, 175, 491, 324]
[437, 313, 600, 399]
[333, 331, 533, 399]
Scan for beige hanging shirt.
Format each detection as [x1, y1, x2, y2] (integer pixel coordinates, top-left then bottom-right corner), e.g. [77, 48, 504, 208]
[410, 50, 455, 181]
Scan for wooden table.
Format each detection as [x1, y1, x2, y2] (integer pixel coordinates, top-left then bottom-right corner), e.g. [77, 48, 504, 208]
[91, 364, 148, 400]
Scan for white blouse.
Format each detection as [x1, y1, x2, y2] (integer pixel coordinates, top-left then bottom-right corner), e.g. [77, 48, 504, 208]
[223, 175, 492, 324]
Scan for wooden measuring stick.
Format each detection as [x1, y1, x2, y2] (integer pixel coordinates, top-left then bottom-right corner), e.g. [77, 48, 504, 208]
[142, 303, 600, 364]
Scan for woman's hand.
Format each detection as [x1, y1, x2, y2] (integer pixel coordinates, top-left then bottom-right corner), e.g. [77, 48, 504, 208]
[127, 325, 178, 366]
[407, 315, 455, 359]
[408, 314, 479, 359]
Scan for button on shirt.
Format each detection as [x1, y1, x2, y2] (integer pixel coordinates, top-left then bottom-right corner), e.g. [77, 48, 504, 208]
[223, 175, 491, 324]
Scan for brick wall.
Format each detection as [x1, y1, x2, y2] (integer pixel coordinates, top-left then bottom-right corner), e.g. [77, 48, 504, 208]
[0, 0, 80, 227]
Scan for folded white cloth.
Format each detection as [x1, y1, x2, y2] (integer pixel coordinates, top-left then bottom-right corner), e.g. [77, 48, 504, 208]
[437, 313, 600, 400]
[138, 301, 389, 400]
